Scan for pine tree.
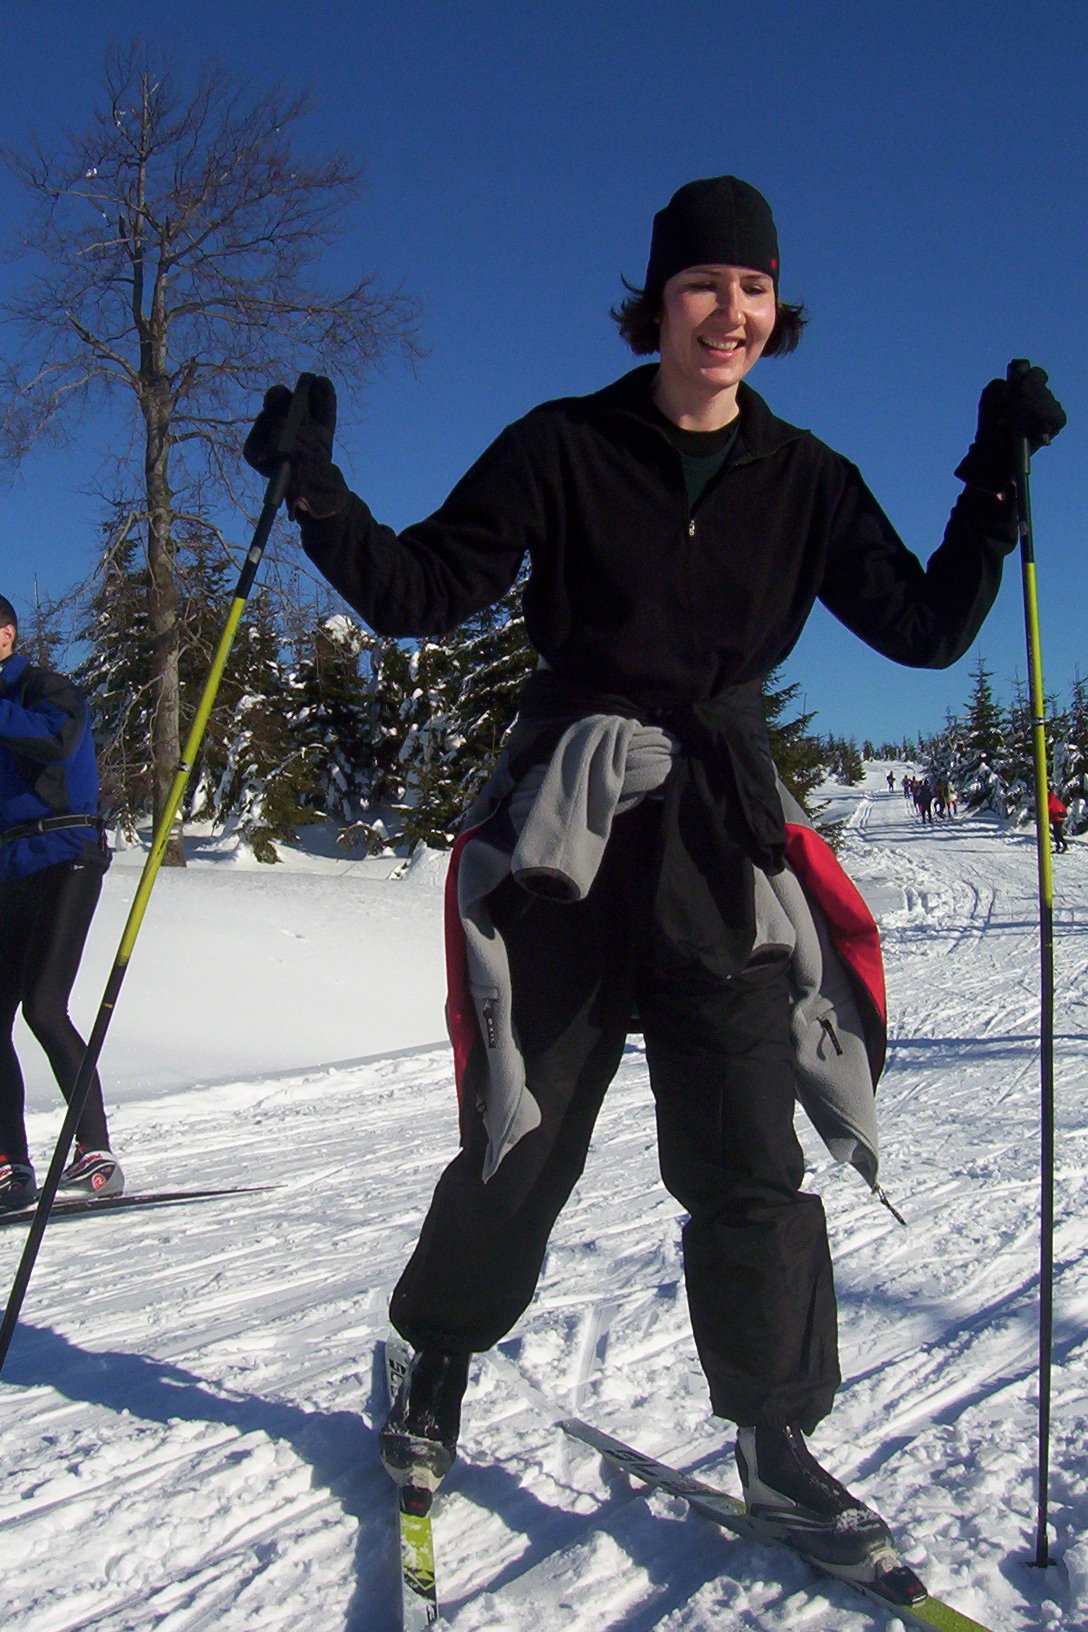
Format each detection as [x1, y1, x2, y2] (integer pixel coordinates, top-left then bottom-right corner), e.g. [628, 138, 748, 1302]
[175, 537, 241, 820]
[75, 518, 155, 836]
[362, 635, 416, 816]
[821, 733, 864, 785]
[1000, 678, 1037, 826]
[396, 580, 536, 850]
[955, 656, 1007, 813]
[763, 671, 827, 812]
[290, 614, 375, 836]
[201, 592, 311, 863]
[922, 710, 965, 797]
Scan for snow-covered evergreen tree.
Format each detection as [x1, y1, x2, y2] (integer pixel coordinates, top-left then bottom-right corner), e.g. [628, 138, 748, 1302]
[75, 524, 155, 836]
[396, 581, 536, 850]
[200, 593, 313, 862]
[999, 678, 1040, 826]
[820, 733, 864, 785]
[953, 657, 1008, 813]
[287, 614, 375, 837]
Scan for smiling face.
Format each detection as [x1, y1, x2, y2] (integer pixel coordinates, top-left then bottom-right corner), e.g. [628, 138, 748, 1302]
[654, 264, 778, 429]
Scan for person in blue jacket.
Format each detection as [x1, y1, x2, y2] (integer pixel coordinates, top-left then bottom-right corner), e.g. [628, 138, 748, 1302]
[0, 595, 123, 1208]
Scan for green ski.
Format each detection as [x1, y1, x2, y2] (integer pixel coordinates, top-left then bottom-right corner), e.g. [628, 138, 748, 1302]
[561, 1415, 994, 1632]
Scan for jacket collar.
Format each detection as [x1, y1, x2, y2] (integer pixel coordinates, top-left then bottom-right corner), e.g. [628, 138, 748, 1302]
[584, 364, 807, 464]
[0, 652, 28, 691]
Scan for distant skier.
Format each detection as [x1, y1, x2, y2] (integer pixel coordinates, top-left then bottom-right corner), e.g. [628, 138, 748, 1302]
[916, 779, 935, 823]
[246, 174, 1065, 1580]
[0, 595, 123, 1210]
[1048, 789, 1069, 852]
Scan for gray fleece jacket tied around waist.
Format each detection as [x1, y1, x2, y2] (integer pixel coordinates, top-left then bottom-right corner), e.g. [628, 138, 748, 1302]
[455, 713, 881, 1189]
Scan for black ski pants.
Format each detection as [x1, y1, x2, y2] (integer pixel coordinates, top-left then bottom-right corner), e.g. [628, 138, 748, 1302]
[390, 804, 840, 1432]
[0, 859, 110, 1163]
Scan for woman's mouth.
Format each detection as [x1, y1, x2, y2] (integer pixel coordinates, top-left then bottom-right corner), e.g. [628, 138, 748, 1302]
[698, 335, 743, 357]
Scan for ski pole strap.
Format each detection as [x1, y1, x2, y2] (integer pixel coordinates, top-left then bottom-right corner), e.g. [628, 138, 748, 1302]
[1, 814, 105, 846]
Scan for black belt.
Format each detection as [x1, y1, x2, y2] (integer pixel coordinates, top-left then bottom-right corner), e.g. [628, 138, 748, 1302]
[0, 815, 104, 847]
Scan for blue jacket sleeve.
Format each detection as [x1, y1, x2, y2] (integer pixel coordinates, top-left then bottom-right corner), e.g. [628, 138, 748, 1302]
[0, 670, 87, 762]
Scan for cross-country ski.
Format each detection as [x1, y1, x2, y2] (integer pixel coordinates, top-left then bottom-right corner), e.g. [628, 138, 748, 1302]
[559, 1416, 991, 1632]
[383, 1336, 443, 1629]
[0, 1185, 274, 1227]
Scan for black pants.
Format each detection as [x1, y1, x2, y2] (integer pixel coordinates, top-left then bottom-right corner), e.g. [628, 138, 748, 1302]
[0, 859, 110, 1163]
[391, 805, 840, 1432]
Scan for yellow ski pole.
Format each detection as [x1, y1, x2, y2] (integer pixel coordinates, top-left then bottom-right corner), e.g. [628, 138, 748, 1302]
[1007, 357, 1057, 1569]
[0, 372, 316, 1371]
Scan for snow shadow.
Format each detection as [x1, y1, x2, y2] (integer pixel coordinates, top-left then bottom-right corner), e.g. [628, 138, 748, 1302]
[4, 1322, 391, 1632]
[440, 1443, 824, 1630]
[886, 1032, 1088, 1065]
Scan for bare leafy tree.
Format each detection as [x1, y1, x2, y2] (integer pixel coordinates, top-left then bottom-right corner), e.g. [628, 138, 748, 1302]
[0, 48, 418, 862]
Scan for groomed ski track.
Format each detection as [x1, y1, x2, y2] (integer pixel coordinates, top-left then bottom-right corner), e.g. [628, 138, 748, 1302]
[3, 765, 1088, 1631]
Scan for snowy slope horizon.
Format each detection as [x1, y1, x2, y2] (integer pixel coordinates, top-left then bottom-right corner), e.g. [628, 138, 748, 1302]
[5, 764, 1088, 1632]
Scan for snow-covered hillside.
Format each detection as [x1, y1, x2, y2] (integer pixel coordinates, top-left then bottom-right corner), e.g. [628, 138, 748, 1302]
[4, 767, 1088, 1632]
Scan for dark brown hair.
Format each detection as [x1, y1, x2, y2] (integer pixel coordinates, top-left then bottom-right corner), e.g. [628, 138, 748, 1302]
[0, 595, 17, 634]
[611, 280, 807, 357]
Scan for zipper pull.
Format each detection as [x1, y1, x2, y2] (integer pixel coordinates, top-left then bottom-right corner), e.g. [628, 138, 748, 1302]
[818, 1016, 844, 1056]
[688, 518, 695, 538]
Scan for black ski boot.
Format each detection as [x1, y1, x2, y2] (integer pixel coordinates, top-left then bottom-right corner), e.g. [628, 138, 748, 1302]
[736, 1425, 904, 1581]
[380, 1347, 469, 1494]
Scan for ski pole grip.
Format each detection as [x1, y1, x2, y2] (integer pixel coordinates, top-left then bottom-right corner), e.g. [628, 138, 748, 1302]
[1007, 356, 1052, 452]
[1005, 357, 1037, 480]
[266, 371, 318, 511]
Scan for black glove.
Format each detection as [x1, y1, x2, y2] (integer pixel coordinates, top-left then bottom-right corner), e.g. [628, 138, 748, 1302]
[955, 366, 1067, 493]
[243, 375, 349, 519]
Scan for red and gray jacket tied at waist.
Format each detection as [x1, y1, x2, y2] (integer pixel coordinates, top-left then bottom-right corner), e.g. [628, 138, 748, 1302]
[444, 672, 886, 1189]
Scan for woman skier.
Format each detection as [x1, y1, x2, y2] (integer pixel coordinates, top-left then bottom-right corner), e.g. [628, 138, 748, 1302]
[0, 594, 123, 1209]
[245, 175, 1065, 1583]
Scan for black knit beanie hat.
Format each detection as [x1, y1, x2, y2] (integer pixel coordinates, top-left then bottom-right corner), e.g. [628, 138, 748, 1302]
[644, 176, 779, 300]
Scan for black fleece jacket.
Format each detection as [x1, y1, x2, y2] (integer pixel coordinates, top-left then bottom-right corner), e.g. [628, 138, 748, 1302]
[300, 364, 1017, 714]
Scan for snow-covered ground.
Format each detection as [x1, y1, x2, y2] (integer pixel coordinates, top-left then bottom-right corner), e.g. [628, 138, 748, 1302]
[4, 766, 1088, 1632]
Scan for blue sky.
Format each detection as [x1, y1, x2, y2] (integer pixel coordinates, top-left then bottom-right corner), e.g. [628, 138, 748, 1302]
[0, 0, 1084, 744]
